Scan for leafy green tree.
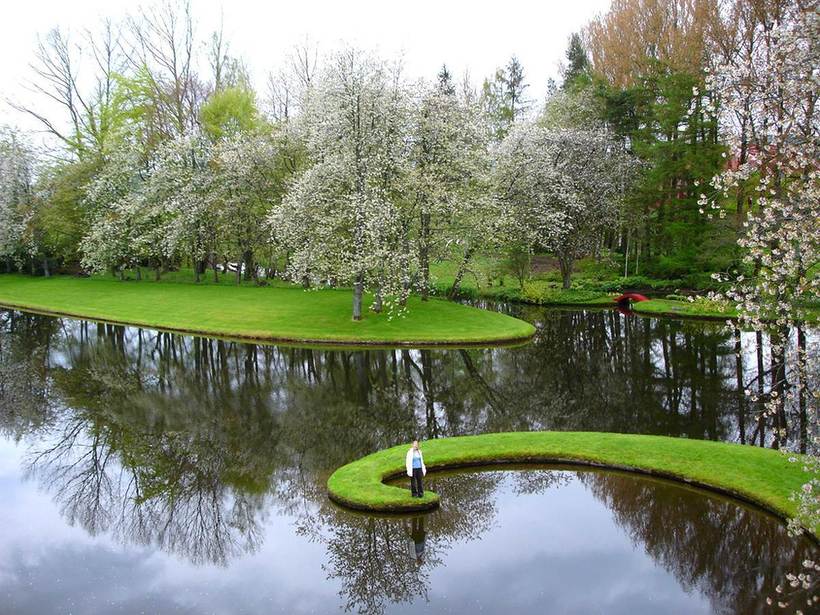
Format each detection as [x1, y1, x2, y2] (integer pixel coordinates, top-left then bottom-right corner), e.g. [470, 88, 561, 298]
[200, 86, 265, 142]
[34, 159, 101, 271]
[629, 67, 724, 276]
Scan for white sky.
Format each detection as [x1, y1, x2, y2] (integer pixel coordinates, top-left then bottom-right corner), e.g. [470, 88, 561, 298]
[0, 0, 611, 136]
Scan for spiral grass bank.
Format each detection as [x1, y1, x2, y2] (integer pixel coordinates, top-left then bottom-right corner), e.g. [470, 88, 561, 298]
[327, 432, 813, 532]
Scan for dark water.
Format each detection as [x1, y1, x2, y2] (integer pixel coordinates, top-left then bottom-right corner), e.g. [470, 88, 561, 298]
[0, 308, 816, 614]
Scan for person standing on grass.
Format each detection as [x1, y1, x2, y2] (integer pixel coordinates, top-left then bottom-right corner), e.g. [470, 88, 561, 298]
[406, 440, 426, 497]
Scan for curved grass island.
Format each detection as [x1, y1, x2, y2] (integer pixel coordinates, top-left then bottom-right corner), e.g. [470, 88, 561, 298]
[327, 432, 814, 533]
[0, 275, 535, 346]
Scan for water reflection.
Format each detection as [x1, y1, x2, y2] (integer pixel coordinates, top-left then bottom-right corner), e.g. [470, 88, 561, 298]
[579, 470, 813, 614]
[303, 472, 502, 614]
[0, 308, 816, 613]
[2, 308, 813, 451]
[316, 467, 816, 615]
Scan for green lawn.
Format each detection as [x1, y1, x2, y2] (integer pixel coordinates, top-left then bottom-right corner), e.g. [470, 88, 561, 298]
[430, 256, 819, 321]
[0, 275, 535, 346]
[631, 298, 737, 320]
[632, 298, 819, 323]
[327, 431, 813, 534]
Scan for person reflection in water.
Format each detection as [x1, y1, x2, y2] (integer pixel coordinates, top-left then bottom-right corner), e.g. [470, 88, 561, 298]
[408, 516, 426, 563]
[406, 440, 426, 497]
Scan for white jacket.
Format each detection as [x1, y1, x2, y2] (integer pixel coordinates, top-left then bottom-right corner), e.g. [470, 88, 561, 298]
[406, 448, 427, 477]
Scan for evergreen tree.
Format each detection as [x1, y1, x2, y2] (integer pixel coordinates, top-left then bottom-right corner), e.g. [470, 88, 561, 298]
[437, 64, 456, 96]
[562, 33, 591, 90]
[481, 55, 530, 140]
[503, 55, 529, 121]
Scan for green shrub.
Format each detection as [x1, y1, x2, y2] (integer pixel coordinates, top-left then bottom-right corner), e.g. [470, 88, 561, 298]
[595, 276, 682, 293]
[645, 254, 699, 279]
[521, 281, 547, 304]
[681, 271, 727, 291]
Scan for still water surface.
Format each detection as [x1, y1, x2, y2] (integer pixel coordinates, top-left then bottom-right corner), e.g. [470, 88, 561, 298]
[0, 307, 815, 614]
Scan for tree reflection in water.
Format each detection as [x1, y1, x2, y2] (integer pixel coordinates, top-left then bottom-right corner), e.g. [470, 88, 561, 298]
[578, 470, 817, 615]
[0, 308, 816, 613]
[301, 472, 502, 615]
[315, 467, 816, 615]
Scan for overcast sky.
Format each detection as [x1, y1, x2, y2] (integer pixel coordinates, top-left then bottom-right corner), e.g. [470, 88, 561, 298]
[1, 0, 611, 135]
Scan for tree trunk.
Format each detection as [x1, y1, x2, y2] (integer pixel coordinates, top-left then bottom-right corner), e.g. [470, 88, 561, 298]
[755, 331, 766, 447]
[623, 230, 630, 278]
[194, 256, 200, 283]
[558, 256, 573, 290]
[769, 329, 788, 449]
[135, 266, 141, 281]
[352, 272, 364, 321]
[448, 247, 475, 300]
[419, 212, 431, 301]
[235, 254, 242, 285]
[243, 249, 254, 281]
[733, 327, 746, 444]
[400, 220, 411, 306]
[372, 286, 383, 313]
[42, 257, 50, 278]
[212, 256, 219, 283]
[797, 325, 807, 454]
[155, 264, 162, 281]
[736, 123, 748, 224]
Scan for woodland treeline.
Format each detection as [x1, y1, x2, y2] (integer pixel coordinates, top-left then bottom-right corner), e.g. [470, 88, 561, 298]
[0, 0, 816, 316]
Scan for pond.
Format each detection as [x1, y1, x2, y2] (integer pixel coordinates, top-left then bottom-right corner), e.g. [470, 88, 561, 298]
[0, 307, 816, 613]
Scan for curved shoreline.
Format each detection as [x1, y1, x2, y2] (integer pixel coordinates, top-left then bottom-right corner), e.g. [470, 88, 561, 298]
[0, 276, 536, 347]
[0, 299, 535, 349]
[327, 432, 814, 535]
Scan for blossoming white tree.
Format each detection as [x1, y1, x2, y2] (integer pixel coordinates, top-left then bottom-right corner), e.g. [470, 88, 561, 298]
[702, 3, 818, 608]
[0, 128, 34, 272]
[81, 133, 212, 280]
[407, 72, 491, 300]
[495, 117, 636, 289]
[211, 133, 284, 283]
[269, 49, 411, 319]
[142, 134, 214, 282]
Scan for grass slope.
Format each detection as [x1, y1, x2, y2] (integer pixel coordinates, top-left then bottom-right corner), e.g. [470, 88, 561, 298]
[0, 275, 535, 346]
[632, 297, 818, 323]
[430, 257, 819, 321]
[632, 298, 737, 320]
[327, 432, 812, 531]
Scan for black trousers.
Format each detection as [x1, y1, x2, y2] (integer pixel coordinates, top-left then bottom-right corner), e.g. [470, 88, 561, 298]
[411, 467, 424, 497]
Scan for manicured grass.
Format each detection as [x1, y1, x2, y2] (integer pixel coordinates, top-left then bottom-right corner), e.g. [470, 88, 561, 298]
[632, 298, 819, 323]
[327, 432, 813, 533]
[431, 255, 819, 321]
[0, 275, 535, 346]
[631, 298, 737, 320]
[428, 257, 731, 313]
[429, 258, 619, 306]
